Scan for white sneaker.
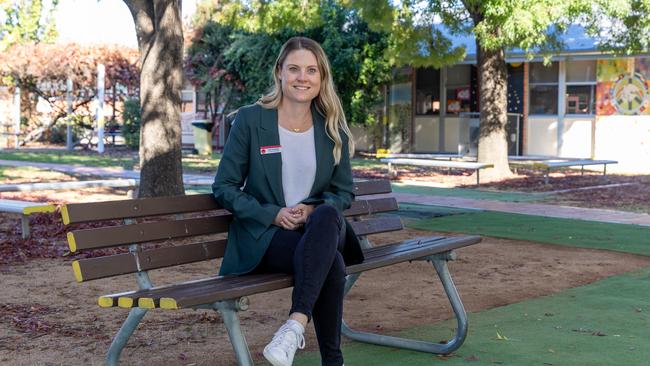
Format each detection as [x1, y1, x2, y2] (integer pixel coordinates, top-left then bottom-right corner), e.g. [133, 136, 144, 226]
[263, 320, 306, 366]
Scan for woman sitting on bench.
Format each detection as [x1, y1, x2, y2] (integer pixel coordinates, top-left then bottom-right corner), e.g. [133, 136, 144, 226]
[212, 37, 364, 366]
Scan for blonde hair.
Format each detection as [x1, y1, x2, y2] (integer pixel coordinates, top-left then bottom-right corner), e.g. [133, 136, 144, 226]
[259, 37, 354, 164]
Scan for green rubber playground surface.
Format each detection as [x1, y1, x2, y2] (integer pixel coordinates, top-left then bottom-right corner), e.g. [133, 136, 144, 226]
[291, 268, 650, 366]
[392, 183, 550, 202]
[399, 203, 650, 256]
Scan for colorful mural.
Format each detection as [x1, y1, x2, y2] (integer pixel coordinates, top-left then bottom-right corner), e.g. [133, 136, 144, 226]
[597, 58, 650, 116]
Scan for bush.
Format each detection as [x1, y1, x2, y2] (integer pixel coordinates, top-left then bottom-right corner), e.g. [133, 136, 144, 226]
[122, 98, 141, 149]
[48, 115, 91, 146]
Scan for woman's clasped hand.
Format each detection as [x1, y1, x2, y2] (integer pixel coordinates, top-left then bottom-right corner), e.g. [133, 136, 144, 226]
[274, 204, 315, 230]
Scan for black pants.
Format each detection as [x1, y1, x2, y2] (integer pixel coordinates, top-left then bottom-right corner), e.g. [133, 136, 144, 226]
[254, 204, 346, 366]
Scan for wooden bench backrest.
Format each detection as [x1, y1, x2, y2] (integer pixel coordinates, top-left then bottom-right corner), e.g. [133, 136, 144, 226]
[62, 180, 401, 283]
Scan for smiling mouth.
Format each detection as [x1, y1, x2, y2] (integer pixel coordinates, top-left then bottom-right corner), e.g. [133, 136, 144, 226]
[293, 86, 310, 90]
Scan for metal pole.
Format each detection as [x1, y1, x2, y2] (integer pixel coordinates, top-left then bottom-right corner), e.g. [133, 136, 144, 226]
[13, 85, 20, 149]
[66, 78, 73, 150]
[96, 64, 105, 153]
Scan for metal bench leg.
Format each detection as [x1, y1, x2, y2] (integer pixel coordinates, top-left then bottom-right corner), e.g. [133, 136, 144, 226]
[341, 251, 468, 354]
[21, 214, 29, 239]
[214, 299, 254, 366]
[106, 307, 148, 366]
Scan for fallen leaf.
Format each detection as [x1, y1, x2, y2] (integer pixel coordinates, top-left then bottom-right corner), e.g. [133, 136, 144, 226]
[496, 332, 509, 341]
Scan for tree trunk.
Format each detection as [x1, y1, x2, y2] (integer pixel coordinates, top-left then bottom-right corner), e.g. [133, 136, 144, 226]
[476, 43, 513, 179]
[125, 0, 185, 197]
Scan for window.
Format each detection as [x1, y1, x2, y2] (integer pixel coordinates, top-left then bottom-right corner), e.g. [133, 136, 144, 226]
[445, 65, 477, 114]
[181, 90, 194, 113]
[415, 68, 440, 115]
[529, 62, 559, 115]
[565, 60, 596, 115]
[196, 91, 208, 115]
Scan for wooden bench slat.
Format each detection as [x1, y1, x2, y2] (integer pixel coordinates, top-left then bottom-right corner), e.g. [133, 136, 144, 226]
[353, 180, 392, 196]
[100, 273, 290, 309]
[111, 235, 480, 310]
[72, 240, 228, 282]
[346, 235, 482, 274]
[61, 194, 221, 224]
[68, 215, 231, 252]
[360, 236, 446, 260]
[62, 181, 392, 225]
[350, 216, 403, 236]
[163, 274, 294, 309]
[97, 275, 222, 308]
[138, 274, 281, 309]
[343, 197, 398, 217]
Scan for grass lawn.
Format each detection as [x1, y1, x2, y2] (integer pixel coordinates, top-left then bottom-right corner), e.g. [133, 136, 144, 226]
[0, 151, 136, 169]
[400, 203, 650, 256]
[293, 268, 650, 366]
[0, 150, 223, 174]
[0, 150, 384, 176]
[392, 183, 551, 202]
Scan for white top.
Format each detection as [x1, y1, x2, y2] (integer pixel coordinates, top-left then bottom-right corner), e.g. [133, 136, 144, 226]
[279, 125, 316, 207]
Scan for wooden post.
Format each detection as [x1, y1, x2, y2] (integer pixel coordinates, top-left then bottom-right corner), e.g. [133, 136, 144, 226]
[97, 64, 105, 153]
[13, 84, 20, 149]
[67, 78, 73, 150]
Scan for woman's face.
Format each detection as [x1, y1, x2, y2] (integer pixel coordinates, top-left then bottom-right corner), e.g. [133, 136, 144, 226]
[278, 49, 321, 105]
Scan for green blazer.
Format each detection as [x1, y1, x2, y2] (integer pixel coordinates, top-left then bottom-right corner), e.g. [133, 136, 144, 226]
[212, 103, 364, 275]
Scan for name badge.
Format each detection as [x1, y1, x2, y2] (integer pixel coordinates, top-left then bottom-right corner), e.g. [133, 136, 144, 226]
[260, 145, 282, 155]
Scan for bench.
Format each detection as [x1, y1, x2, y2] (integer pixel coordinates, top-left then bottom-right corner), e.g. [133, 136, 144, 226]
[380, 158, 494, 185]
[59, 180, 482, 366]
[377, 153, 464, 160]
[530, 159, 618, 184]
[0, 199, 56, 238]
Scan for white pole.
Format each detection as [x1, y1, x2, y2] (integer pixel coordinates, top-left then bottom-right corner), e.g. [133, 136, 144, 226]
[96, 64, 105, 153]
[13, 84, 20, 149]
[66, 78, 73, 150]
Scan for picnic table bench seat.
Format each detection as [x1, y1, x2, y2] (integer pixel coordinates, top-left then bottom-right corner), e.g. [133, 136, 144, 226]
[516, 159, 618, 184]
[60, 180, 482, 366]
[380, 158, 493, 185]
[0, 199, 56, 238]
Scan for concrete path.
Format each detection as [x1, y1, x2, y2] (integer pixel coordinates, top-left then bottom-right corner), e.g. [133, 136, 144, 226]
[390, 192, 650, 227]
[2, 159, 649, 227]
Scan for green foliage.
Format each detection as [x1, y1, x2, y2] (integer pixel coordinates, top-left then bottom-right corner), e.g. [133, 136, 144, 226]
[582, 0, 650, 54]
[0, 0, 58, 51]
[48, 116, 86, 144]
[187, 1, 392, 126]
[193, 0, 321, 33]
[350, 0, 649, 64]
[122, 98, 141, 149]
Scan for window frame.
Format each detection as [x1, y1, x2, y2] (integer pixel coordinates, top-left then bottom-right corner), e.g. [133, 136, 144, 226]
[528, 61, 560, 116]
[564, 60, 597, 117]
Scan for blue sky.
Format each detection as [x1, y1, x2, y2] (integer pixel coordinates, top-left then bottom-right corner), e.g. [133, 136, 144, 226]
[55, 0, 197, 47]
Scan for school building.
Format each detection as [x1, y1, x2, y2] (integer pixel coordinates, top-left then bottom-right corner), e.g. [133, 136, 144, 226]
[350, 26, 650, 174]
